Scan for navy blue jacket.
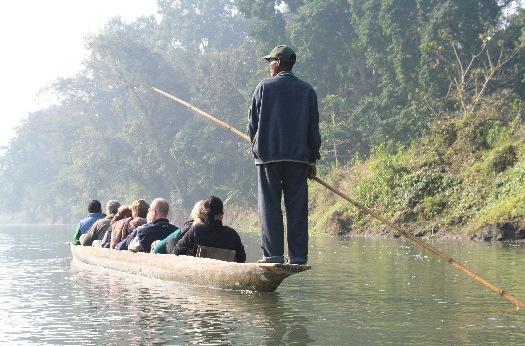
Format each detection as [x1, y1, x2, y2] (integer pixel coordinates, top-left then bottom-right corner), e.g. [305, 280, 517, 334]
[117, 218, 177, 252]
[248, 71, 321, 165]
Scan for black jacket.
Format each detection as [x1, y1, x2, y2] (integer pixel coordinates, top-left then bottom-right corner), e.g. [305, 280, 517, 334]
[174, 222, 246, 263]
[248, 71, 321, 165]
[165, 219, 194, 254]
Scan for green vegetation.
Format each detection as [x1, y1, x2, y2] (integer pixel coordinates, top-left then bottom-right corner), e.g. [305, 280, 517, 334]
[310, 93, 525, 236]
[0, 1, 524, 236]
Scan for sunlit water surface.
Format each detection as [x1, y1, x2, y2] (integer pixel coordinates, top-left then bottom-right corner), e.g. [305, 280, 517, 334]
[0, 225, 524, 345]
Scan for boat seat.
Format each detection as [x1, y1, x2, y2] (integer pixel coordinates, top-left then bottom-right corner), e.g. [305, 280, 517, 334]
[196, 245, 236, 262]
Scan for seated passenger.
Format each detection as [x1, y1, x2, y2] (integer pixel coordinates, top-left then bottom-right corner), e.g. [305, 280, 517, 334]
[80, 200, 120, 246]
[98, 205, 132, 248]
[155, 199, 204, 254]
[173, 196, 246, 263]
[72, 200, 105, 245]
[117, 197, 178, 252]
[110, 199, 149, 249]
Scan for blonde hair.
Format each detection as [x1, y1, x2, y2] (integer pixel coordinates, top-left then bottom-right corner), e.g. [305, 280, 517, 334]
[191, 200, 204, 224]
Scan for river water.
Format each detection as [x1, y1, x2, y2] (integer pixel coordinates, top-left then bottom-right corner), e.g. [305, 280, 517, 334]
[0, 225, 524, 345]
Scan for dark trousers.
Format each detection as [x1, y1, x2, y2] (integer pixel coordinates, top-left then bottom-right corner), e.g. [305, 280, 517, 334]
[257, 161, 308, 261]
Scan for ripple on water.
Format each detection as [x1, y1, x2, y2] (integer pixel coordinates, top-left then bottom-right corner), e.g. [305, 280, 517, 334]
[1, 226, 525, 344]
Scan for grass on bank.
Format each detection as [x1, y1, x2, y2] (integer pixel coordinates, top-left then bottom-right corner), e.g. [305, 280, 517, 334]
[309, 92, 525, 237]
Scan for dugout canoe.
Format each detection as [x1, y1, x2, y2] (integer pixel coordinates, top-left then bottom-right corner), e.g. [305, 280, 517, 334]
[69, 244, 310, 292]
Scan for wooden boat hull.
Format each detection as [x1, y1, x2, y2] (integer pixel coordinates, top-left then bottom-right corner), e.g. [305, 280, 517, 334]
[70, 244, 310, 292]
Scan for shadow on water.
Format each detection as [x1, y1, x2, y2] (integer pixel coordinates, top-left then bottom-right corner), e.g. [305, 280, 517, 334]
[69, 260, 314, 345]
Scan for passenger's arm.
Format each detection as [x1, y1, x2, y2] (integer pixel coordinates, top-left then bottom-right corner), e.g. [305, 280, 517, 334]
[81, 224, 96, 246]
[247, 84, 262, 142]
[116, 238, 126, 251]
[116, 229, 136, 251]
[165, 237, 178, 254]
[234, 231, 247, 263]
[307, 88, 321, 164]
[100, 229, 111, 248]
[153, 228, 181, 254]
[174, 229, 195, 256]
[72, 224, 81, 245]
[125, 229, 138, 247]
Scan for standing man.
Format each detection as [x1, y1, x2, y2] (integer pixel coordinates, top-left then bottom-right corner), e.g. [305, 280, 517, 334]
[248, 44, 321, 265]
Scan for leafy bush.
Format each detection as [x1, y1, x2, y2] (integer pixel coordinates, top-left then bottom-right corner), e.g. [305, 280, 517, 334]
[468, 160, 525, 231]
[307, 92, 525, 236]
[352, 145, 409, 215]
[422, 195, 447, 219]
[490, 144, 517, 173]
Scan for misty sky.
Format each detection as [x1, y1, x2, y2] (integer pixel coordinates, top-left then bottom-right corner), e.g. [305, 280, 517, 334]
[0, 0, 157, 148]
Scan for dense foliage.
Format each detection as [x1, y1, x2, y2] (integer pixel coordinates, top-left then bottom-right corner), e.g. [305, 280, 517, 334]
[1, 0, 524, 230]
[309, 91, 525, 236]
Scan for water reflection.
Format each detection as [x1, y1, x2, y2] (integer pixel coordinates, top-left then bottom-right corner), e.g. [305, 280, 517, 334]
[1, 225, 525, 345]
[69, 259, 314, 345]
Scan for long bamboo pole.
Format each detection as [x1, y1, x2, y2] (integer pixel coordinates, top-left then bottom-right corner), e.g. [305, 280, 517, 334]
[152, 86, 525, 310]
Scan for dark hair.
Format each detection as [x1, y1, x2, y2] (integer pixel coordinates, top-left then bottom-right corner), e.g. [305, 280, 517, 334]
[199, 196, 224, 225]
[281, 54, 296, 70]
[88, 200, 102, 213]
[106, 200, 121, 215]
[113, 205, 132, 223]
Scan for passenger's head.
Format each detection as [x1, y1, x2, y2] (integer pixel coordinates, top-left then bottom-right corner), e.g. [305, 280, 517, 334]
[105, 200, 121, 215]
[131, 199, 149, 218]
[88, 200, 102, 214]
[148, 198, 169, 222]
[190, 200, 204, 224]
[199, 196, 224, 225]
[113, 205, 132, 223]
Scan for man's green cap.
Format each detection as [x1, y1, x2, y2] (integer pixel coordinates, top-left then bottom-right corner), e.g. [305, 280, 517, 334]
[262, 45, 296, 62]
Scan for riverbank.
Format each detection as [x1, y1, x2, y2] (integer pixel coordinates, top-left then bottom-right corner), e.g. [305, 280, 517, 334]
[309, 93, 525, 240]
[227, 206, 525, 242]
[230, 94, 525, 242]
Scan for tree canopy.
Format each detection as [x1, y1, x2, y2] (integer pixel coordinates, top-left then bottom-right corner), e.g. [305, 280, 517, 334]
[1, 0, 524, 223]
